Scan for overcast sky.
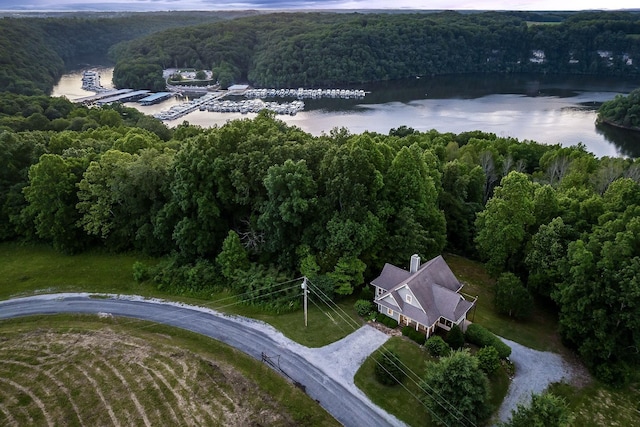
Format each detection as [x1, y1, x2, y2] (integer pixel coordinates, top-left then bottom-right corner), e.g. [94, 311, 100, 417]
[2, 0, 638, 12]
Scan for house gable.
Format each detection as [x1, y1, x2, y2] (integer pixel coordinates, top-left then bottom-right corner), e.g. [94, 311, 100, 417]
[373, 255, 475, 331]
[396, 284, 426, 313]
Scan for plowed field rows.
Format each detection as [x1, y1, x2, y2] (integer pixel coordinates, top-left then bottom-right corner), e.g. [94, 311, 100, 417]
[0, 323, 315, 426]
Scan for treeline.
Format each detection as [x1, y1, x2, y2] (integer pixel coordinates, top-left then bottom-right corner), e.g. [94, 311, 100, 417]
[0, 11, 259, 95]
[1, 93, 639, 383]
[109, 11, 640, 89]
[598, 87, 640, 130]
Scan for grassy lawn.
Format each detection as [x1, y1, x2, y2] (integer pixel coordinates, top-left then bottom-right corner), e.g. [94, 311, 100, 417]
[354, 336, 510, 427]
[0, 314, 339, 426]
[0, 243, 158, 299]
[0, 242, 360, 347]
[354, 337, 434, 426]
[549, 377, 640, 426]
[445, 253, 565, 354]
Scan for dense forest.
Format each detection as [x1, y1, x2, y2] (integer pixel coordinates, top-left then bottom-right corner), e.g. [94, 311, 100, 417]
[1, 9, 640, 388]
[0, 11, 259, 95]
[2, 10, 640, 93]
[109, 11, 640, 89]
[1, 89, 639, 384]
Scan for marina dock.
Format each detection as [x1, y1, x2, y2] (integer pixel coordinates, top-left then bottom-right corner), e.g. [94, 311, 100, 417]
[153, 86, 367, 121]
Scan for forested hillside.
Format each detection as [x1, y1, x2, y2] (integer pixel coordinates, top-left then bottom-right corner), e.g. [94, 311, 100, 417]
[598, 87, 640, 130]
[0, 11, 259, 95]
[109, 11, 640, 89]
[1, 92, 639, 384]
[2, 11, 639, 93]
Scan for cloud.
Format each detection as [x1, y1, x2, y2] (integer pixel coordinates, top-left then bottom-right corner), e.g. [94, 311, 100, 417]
[2, 0, 638, 11]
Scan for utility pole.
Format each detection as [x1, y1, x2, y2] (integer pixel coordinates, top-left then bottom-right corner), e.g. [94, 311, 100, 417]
[301, 277, 308, 327]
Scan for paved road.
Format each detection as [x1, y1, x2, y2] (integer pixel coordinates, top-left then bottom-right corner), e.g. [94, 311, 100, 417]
[0, 293, 403, 427]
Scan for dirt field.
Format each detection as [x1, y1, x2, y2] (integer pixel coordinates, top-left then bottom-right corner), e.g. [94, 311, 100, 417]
[0, 321, 322, 427]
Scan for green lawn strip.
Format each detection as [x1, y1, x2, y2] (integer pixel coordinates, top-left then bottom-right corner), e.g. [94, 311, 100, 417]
[549, 378, 640, 427]
[354, 336, 511, 427]
[354, 336, 434, 427]
[0, 243, 158, 299]
[209, 292, 363, 347]
[486, 363, 511, 416]
[0, 242, 360, 347]
[444, 253, 565, 353]
[0, 314, 340, 427]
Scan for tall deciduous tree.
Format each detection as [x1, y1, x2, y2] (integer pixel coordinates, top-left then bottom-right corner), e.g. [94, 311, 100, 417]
[22, 154, 88, 253]
[475, 171, 536, 275]
[258, 159, 317, 266]
[420, 350, 491, 427]
[439, 159, 484, 255]
[525, 217, 577, 298]
[77, 148, 173, 253]
[164, 135, 226, 260]
[382, 144, 446, 265]
[553, 200, 640, 384]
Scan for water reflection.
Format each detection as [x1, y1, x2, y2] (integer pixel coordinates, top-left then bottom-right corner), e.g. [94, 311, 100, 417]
[52, 68, 640, 158]
[596, 123, 640, 158]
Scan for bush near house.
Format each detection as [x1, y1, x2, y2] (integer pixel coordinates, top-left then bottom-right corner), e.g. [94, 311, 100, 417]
[374, 349, 406, 386]
[425, 335, 451, 357]
[477, 346, 501, 374]
[354, 299, 375, 317]
[402, 326, 426, 345]
[375, 313, 399, 329]
[446, 323, 465, 349]
[465, 323, 512, 359]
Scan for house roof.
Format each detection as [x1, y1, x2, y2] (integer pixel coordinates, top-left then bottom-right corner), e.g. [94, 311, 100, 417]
[373, 255, 474, 325]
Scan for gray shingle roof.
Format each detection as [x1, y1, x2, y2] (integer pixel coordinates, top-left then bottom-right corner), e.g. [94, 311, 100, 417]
[373, 255, 474, 326]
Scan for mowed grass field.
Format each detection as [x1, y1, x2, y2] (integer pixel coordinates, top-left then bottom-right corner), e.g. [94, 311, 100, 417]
[0, 315, 339, 427]
[2, 242, 639, 426]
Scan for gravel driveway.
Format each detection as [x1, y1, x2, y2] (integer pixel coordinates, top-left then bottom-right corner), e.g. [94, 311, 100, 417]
[497, 337, 579, 423]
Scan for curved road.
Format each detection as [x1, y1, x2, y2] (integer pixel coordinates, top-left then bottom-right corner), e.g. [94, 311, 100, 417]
[0, 293, 403, 427]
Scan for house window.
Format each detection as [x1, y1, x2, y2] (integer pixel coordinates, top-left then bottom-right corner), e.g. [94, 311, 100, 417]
[387, 308, 394, 316]
[406, 294, 412, 304]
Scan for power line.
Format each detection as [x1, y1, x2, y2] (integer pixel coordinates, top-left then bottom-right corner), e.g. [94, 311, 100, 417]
[305, 278, 361, 329]
[303, 277, 477, 427]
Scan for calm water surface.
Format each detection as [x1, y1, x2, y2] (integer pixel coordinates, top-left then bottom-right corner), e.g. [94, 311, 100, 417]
[53, 68, 640, 158]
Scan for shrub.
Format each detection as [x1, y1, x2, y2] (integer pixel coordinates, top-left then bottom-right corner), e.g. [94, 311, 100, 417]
[354, 299, 375, 317]
[376, 313, 399, 329]
[465, 323, 512, 359]
[402, 326, 426, 345]
[476, 346, 501, 374]
[446, 323, 465, 349]
[594, 360, 631, 388]
[132, 261, 148, 282]
[425, 335, 451, 357]
[359, 285, 374, 301]
[374, 349, 405, 386]
[499, 391, 570, 427]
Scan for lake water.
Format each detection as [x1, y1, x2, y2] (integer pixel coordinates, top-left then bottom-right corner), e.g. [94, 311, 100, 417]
[52, 68, 640, 158]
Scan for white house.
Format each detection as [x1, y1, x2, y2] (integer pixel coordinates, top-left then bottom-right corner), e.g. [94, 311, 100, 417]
[372, 254, 476, 337]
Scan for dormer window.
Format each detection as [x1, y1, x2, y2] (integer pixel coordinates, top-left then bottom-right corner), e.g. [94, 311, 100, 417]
[406, 294, 412, 304]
